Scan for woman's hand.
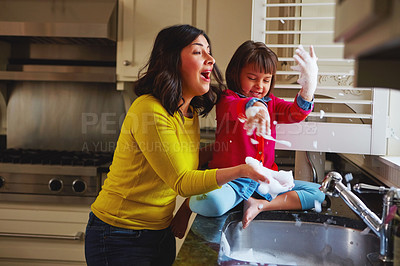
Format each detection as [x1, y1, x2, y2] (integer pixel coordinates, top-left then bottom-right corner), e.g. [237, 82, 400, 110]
[244, 102, 271, 137]
[291, 45, 318, 101]
[215, 163, 270, 187]
[241, 163, 271, 184]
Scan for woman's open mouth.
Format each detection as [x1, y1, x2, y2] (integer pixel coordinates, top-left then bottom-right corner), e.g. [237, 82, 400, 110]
[200, 70, 211, 82]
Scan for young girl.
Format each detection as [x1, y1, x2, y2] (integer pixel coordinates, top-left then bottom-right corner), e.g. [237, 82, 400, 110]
[172, 40, 325, 238]
[84, 27, 271, 266]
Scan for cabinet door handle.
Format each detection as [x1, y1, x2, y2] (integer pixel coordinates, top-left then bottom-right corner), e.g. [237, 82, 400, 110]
[0, 231, 84, 241]
[123, 60, 131, 66]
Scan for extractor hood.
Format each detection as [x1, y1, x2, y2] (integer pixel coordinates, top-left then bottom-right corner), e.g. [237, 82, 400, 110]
[0, 0, 117, 42]
[0, 0, 117, 83]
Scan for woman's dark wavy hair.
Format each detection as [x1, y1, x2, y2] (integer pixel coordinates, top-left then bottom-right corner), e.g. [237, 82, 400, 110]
[225, 40, 278, 96]
[134, 24, 225, 119]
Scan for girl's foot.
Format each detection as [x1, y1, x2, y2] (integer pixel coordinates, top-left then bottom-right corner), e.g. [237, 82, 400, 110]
[171, 198, 192, 239]
[242, 197, 265, 229]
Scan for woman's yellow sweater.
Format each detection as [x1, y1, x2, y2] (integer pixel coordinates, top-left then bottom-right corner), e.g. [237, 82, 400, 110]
[91, 95, 219, 230]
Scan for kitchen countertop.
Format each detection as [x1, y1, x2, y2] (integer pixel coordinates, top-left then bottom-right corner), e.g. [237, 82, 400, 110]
[173, 153, 386, 265]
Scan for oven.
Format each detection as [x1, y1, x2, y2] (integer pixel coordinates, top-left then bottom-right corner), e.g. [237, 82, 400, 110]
[0, 1, 123, 264]
[0, 0, 122, 204]
[0, 68, 123, 206]
[0, 77, 124, 204]
[0, 149, 113, 204]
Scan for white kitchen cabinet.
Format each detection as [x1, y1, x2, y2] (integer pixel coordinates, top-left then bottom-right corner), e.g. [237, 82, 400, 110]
[334, 0, 400, 89]
[116, 0, 193, 84]
[0, 201, 90, 265]
[116, 0, 253, 87]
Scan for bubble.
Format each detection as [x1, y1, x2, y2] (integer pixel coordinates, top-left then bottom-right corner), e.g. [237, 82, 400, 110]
[319, 110, 325, 119]
[250, 138, 259, 145]
[314, 200, 322, 213]
[313, 141, 318, 149]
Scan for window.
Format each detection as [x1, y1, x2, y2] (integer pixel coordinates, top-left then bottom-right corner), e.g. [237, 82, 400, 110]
[252, 0, 389, 155]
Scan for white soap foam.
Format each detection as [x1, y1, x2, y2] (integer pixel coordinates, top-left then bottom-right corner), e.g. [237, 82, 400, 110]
[344, 173, 353, 182]
[219, 232, 231, 256]
[250, 138, 259, 145]
[245, 157, 295, 199]
[319, 110, 325, 119]
[313, 140, 318, 149]
[314, 200, 322, 213]
[262, 134, 292, 147]
[228, 248, 351, 266]
[258, 182, 269, 194]
[360, 227, 371, 235]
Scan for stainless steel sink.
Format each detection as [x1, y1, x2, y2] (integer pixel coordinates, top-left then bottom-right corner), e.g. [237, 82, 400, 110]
[218, 211, 380, 266]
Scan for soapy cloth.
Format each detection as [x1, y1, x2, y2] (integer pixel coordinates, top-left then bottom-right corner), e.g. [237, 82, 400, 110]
[245, 156, 295, 199]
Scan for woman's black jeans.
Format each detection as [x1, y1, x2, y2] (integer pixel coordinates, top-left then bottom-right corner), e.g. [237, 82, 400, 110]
[85, 212, 176, 266]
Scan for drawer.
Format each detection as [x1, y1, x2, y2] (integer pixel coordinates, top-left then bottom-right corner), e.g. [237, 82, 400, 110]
[0, 202, 90, 265]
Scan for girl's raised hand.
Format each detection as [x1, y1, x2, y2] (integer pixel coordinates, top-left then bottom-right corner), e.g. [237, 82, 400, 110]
[291, 45, 318, 101]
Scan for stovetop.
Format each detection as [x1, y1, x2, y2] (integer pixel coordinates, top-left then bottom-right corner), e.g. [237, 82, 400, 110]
[0, 149, 113, 202]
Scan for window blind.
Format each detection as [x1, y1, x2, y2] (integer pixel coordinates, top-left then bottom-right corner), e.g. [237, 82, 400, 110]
[252, 0, 389, 155]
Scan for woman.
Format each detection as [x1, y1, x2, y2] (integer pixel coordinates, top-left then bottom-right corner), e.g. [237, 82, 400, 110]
[84, 25, 269, 266]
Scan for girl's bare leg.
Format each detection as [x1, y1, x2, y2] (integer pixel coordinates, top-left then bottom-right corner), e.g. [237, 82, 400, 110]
[170, 198, 193, 239]
[242, 191, 302, 229]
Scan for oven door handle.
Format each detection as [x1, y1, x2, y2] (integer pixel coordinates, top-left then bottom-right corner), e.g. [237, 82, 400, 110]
[0, 231, 84, 241]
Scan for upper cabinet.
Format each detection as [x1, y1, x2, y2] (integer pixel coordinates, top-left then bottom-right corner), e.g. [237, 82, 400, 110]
[116, 0, 253, 90]
[334, 0, 400, 89]
[116, 0, 193, 84]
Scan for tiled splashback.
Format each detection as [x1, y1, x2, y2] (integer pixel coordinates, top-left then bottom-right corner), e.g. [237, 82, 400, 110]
[342, 154, 400, 188]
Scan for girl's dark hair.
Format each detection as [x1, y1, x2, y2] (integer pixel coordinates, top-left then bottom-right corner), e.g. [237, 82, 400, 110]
[225, 40, 278, 96]
[134, 24, 225, 118]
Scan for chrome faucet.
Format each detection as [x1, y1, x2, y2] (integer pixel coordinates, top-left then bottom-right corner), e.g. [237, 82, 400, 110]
[320, 171, 399, 265]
